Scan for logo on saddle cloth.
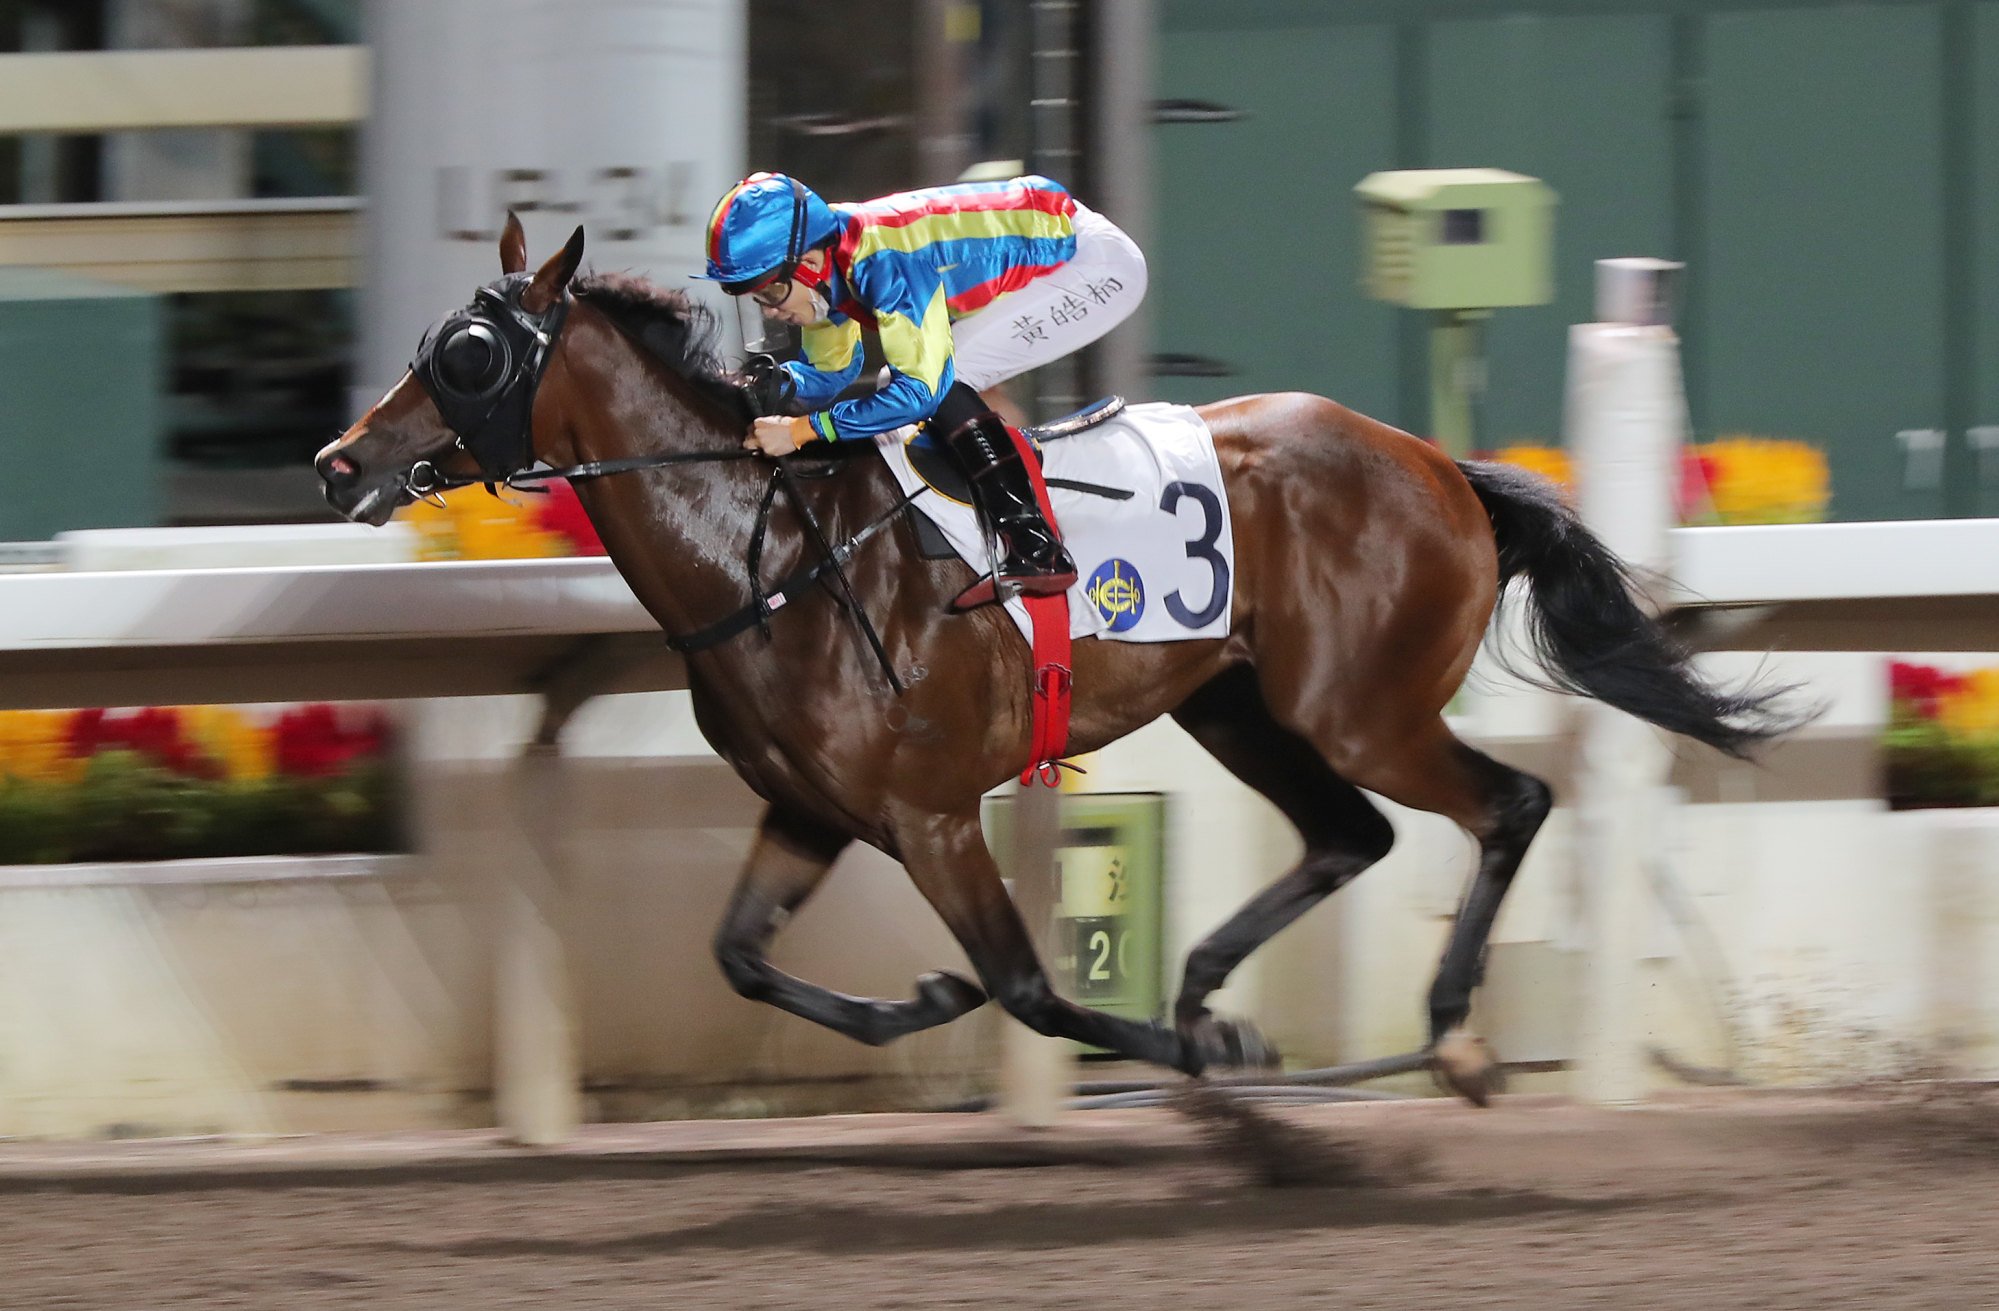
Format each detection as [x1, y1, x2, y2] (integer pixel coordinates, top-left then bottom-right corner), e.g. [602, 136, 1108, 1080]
[1085, 558, 1145, 632]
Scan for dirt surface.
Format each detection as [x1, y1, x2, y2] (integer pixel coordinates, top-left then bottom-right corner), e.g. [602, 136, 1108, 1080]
[3, 1087, 1997, 1309]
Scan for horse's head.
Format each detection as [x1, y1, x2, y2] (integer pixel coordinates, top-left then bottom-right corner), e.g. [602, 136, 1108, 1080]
[317, 214, 585, 525]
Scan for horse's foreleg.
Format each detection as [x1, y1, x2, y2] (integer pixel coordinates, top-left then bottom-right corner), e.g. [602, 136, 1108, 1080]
[713, 805, 988, 1045]
[894, 808, 1272, 1074]
[1168, 668, 1393, 1038]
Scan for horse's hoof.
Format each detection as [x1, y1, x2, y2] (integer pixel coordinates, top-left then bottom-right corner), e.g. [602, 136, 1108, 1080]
[1181, 1013, 1282, 1075]
[1431, 1029, 1499, 1107]
[915, 970, 988, 1019]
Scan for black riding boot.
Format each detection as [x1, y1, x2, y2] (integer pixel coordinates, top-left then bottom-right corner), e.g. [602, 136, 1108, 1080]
[941, 412, 1077, 610]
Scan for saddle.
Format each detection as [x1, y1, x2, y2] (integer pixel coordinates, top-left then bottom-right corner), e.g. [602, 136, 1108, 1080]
[906, 396, 1127, 557]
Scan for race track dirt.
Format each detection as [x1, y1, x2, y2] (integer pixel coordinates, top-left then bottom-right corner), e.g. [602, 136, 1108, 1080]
[2, 1087, 1996, 1309]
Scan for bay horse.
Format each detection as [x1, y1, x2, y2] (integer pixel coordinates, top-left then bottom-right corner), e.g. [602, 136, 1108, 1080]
[318, 219, 1798, 1102]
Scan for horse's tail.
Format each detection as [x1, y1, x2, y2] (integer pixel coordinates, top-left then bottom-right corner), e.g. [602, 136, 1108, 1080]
[1455, 459, 1809, 758]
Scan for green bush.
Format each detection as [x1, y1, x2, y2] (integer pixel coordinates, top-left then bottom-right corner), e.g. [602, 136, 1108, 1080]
[0, 754, 405, 865]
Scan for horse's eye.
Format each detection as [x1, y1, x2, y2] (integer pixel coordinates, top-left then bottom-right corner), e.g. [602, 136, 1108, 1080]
[439, 324, 504, 393]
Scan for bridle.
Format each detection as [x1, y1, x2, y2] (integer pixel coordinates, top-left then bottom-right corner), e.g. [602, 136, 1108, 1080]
[400, 269, 917, 693]
[405, 272, 808, 500]
[409, 271, 573, 489]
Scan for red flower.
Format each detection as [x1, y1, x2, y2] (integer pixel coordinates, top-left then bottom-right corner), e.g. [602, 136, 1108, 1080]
[61, 705, 219, 776]
[1677, 450, 1720, 519]
[65, 707, 108, 758]
[1890, 660, 1966, 720]
[274, 703, 392, 777]
[532, 480, 606, 556]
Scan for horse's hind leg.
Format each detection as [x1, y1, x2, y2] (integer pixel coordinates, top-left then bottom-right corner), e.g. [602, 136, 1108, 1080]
[1168, 667, 1395, 1046]
[1334, 718, 1553, 1105]
[712, 805, 988, 1045]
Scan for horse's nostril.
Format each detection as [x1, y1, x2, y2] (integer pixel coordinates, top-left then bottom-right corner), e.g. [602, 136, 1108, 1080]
[318, 452, 361, 486]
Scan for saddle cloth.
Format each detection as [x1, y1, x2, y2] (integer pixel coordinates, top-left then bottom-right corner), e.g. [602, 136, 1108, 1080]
[875, 402, 1236, 644]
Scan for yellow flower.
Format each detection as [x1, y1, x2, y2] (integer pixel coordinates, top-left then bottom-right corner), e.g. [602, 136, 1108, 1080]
[1491, 443, 1574, 494]
[400, 495, 461, 561]
[185, 705, 274, 782]
[1700, 436, 1831, 525]
[1938, 668, 1999, 739]
[398, 488, 566, 559]
[0, 710, 81, 784]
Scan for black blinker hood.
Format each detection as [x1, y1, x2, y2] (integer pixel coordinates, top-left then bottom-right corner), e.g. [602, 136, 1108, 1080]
[411, 271, 571, 483]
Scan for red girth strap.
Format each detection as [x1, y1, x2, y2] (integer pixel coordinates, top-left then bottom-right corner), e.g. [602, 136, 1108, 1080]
[1022, 593, 1070, 786]
[1007, 424, 1072, 787]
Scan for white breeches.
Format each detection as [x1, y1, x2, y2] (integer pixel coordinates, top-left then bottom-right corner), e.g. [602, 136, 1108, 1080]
[950, 202, 1149, 392]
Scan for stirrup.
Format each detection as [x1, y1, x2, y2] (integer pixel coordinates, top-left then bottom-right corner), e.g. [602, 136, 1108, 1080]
[950, 565, 1077, 612]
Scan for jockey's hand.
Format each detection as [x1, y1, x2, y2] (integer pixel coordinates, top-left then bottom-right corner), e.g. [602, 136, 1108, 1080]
[745, 414, 818, 457]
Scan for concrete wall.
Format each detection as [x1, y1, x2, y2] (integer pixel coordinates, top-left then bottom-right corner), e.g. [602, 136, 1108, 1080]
[4, 647, 1997, 1139]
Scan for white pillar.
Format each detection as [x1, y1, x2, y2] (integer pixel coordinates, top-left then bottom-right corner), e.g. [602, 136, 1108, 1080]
[356, 0, 748, 411]
[494, 740, 580, 1145]
[358, 0, 747, 1148]
[1928, 815, 1999, 1077]
[1567, 258, 1686, 1105]
[998, 778, 1072, 1126]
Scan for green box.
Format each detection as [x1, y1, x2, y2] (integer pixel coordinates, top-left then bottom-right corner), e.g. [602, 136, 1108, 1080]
[982, 792, 1167, 1037]
[0, 268, 164, 541]
[1355, 168, 1556, 311]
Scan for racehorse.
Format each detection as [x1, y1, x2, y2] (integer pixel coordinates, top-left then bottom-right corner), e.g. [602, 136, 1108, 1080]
[317, 218, 1801, 1102]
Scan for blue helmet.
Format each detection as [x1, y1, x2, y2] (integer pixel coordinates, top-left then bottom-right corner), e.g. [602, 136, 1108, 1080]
[701, 173, 842, 291]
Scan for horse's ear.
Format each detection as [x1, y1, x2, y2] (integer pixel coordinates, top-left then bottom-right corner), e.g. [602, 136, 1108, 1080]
[499, 211, 528, 275]
[521, 225, 585, 312]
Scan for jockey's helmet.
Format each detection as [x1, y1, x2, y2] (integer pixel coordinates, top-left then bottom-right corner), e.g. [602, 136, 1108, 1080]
[701, 173, 841, 294]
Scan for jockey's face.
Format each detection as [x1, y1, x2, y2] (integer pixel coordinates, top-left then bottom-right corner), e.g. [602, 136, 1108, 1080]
[750, 249, 831, 327]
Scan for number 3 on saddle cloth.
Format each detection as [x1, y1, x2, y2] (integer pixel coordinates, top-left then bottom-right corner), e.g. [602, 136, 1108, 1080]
[878, 401, 1238, 782]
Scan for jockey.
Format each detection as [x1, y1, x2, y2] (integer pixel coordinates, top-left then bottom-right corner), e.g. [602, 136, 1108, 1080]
[700, 171, 1148, 609]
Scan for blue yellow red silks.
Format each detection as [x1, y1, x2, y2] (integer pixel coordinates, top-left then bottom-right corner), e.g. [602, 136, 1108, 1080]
[757, 177, 1080, 441]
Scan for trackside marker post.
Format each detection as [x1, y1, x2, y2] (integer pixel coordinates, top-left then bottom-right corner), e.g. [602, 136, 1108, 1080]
[1568, 257, 1687, 1107]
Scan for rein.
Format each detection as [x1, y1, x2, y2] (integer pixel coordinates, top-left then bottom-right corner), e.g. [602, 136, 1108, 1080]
[402, 446, 923, 694]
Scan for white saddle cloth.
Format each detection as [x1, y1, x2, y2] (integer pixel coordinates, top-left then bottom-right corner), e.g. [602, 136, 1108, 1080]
[875, 402, 1236, 644]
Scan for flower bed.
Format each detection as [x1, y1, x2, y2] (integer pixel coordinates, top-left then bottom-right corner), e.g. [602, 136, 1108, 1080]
[0, 704, 403, 864]
[1883, 661, 1999, 810]
[1488, 435, 1831, 525]
[402, 479, 605, 560]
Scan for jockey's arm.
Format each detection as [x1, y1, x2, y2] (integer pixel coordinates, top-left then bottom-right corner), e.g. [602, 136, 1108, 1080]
[797, 258, 955, 442]
[781, 320, 864, 409]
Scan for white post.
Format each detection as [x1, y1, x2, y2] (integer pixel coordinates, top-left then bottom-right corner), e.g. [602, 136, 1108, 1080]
[1567, 258, 1687, 1106]
[495, 738, 581, 1145]
[998, 778, 1073, 1126]
[1928, 815, 1999, 1077]
[356, 0, 746, 412]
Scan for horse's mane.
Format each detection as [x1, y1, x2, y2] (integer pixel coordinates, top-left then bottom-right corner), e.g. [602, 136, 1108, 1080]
[571, 271, 756, 424]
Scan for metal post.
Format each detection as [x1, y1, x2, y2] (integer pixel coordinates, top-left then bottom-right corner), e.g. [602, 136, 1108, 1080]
[1027, 0, 1084, 416]
[1087, 0, 1155, 401]
[1429, 309, 1487, 458]
[1568, 257, 1686, 1106]
[915, 0, 975, 184]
